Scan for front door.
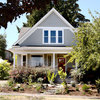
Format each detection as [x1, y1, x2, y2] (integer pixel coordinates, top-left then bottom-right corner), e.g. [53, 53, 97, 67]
[58, 58, 65, 72]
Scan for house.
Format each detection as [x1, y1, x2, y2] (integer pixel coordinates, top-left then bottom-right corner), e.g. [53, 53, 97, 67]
[5, 50, 13, 63]
[10, 8, 76, 72]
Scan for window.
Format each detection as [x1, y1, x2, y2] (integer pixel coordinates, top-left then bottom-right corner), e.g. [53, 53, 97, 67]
[31, 55, 43, 67]
[44, 30, 48, 43]
[51, 31, 56, 43]
[58, 31, 62, 43]
[43, 29, 63, 44]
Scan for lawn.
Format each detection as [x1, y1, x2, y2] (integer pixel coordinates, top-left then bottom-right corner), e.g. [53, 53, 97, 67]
[0, 95, 99, 100]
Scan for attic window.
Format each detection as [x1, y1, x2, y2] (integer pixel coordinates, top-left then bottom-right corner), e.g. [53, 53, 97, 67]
[43, 29, 64, 44]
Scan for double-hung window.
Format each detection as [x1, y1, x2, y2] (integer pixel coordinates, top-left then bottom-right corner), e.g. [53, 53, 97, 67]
[43, 29, 63, 44]
[44, 30, 48, 43]
[58, 31, 62, 43]
[51, 31, 56, 43]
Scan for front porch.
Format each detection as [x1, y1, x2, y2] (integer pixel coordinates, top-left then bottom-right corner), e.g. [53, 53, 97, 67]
[11, 47, 74, 72]
[14, 53, 68, 70]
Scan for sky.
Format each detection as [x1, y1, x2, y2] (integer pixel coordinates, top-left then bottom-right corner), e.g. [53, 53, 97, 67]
[0, 0, 100, 50]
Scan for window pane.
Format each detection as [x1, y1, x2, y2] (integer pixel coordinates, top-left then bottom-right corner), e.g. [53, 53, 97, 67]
[58, 31, 62, 36]
[51, 37, 56, 43]
[44, 37, 48, 43]
[44, 30, 48, 36]
[51, 31, 56, 36]
[58, 37, 62, 43]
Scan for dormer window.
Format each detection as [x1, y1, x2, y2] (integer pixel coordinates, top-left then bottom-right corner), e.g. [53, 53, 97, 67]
[43, 29, 64, 44]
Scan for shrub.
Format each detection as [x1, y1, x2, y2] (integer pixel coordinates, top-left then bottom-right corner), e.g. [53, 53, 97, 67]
[35, 84, 43, 92]
[58, 67, 67, 87]
[0, 60, 10, 80]
[71, 69, 85, 83]
[47, 70, 57, 84]
[8, 78, 15, 87]
[12, 87, 19, 91]
[76, 87, 79, 91]
[58, 67, 69, 94]
[82, 84, 90, 92]
[95, 79, 100, 93]
[9, 67, 53, 83]
[37, 77, 43, 84]
[19, 87, 24, 91]
[71, 81, 76, 87]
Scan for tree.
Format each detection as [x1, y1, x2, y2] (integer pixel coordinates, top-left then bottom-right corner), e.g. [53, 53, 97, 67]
[0, 0, 57, 28]
[23, 0, 89, 27]
[68, 12, 100, 82]
[0, 34, 7, 59]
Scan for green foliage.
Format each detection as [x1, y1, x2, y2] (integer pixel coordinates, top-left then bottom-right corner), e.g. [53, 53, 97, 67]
[8, 78, 15, 87]
[19, 87, 24, 91]
[28, 75, 33, 85]
[68, 12, 100, 73]
[35, 84, 43, 92]
[0, 60, 10, 80]
[23, 0, 89, 28]
[82, 84, 90, 92]
[10, 67, 53, 83]
[71, 69, 85, 82]
[76, 87, 79, 91]
[71, 81, 76, 87]
[47, 70, 57, 84]
[37, 77, 43, 84]
[95, 79, 100, 93]
[0, 34, 6, 59]
[12, 87, 19, 92]
[58, 67, 67, 86]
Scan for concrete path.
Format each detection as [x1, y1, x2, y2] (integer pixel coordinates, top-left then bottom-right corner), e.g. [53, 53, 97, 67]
[0, 92, 100, 99]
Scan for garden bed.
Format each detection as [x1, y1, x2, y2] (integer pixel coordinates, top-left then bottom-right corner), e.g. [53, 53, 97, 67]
[0, 83, 100, 97]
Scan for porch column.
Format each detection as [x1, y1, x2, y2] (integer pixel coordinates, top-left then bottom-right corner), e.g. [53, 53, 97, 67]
[53, 53, 55, 69]
[17, 54, 21, 67]
[43, 54, 45, 66]
[13, 53, 15, 69]
[26, 54, 28, 67]
[21, 55, 23, 66]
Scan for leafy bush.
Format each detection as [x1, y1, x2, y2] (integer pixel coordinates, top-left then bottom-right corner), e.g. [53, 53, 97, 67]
[82, 84, 90, 92]
[9, 67, 53, 83]
[76, 87, 79, 91]
[71, 81, 76, 87]
[58, 67, 69, 94]
[47, 70, 57, 84]
[35, 84, 43, 93]
[58, 67, 67, 87]
[37, 77, 43, 84]
[71, 69, 85, 83]
[0, 60, 10, 79]
[19, 87, 24, 91]
[95, 79, 100, 93]
[8, 78, 15, 87]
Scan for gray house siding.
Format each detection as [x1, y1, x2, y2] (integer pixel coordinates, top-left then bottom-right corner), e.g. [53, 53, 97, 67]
[20, 29, 75, 47]
[21, 29, 42, 46]
[39, 12, 69, 27]
[64, 29, 75, 46]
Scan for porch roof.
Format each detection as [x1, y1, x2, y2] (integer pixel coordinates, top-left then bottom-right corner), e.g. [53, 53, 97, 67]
[10, 46, 73, 54]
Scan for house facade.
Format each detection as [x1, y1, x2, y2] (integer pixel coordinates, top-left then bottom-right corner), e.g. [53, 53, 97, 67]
[10, 8, 76, 72]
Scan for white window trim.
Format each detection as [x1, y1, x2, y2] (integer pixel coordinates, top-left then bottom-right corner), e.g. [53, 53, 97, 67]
[43, 28, 64, 44]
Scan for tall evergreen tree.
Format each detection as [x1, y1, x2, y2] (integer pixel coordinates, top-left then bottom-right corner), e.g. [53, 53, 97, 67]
[0, 34, 6, 59]
[23, 0, 89, 27]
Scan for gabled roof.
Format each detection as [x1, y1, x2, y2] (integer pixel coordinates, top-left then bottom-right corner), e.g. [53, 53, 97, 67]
[18, 27, 31, 39]
[13, 8, 75, 46]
